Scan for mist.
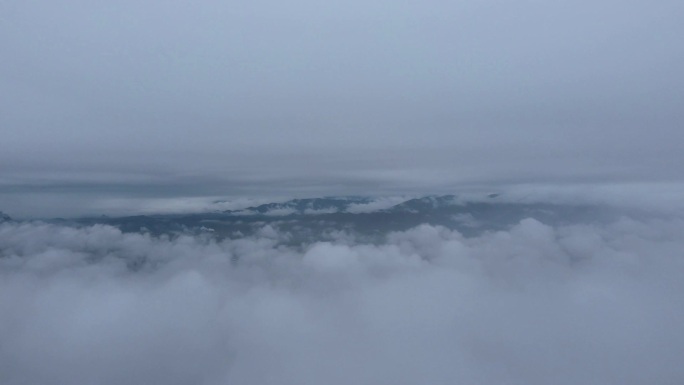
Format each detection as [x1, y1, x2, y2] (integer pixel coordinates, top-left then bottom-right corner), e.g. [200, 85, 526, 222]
[2, 1, 684, 216]
[2, 1, 684, 382]
[2, 215, 683, 384]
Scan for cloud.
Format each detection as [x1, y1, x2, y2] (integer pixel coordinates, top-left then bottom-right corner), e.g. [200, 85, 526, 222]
[345, 196, 412, 213]
[1, 215, 683, 385]
[1, 0, 684, 212]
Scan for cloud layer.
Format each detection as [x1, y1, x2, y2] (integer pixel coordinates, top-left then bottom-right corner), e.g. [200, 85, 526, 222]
[2, 217, 683, 384]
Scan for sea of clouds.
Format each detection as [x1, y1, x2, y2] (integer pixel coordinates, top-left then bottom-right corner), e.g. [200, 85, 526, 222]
[1, 215, 683, 384]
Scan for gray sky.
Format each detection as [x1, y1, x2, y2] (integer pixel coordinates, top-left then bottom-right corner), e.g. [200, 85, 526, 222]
[2, 0, 684, 217]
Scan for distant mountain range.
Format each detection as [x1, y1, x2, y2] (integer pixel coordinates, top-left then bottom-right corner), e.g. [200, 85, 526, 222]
[14, 194, 627, 242]
[224, 195, 488, 216]
[386, 195, 460, 213]
[226, 197, 373, 216]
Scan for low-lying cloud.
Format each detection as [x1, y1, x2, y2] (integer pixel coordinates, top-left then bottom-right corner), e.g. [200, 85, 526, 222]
[1, 217, 683, 384]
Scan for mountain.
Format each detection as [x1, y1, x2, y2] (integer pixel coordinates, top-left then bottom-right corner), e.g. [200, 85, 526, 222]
[227, 197, 373, 216]
[64, 194, 627, 242]
[384, 195, 458, 213]
[0, 211, 11, 222]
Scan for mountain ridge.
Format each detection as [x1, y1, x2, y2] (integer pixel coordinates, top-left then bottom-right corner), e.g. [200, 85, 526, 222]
[48, 194, 632, 242]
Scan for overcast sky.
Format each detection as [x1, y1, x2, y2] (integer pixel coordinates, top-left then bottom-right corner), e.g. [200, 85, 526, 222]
[2, 0, 683, 217]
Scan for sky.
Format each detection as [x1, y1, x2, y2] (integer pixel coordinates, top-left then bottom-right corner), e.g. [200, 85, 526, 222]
[1, 0, 684, 217]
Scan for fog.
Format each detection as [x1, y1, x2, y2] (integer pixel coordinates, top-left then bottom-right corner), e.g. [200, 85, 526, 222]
[2, 216, 683, 384]
[2, 2, 684, 381]
[2, 0, 684, 216]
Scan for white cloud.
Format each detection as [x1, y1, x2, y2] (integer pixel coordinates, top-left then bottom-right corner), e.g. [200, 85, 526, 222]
[303, 208, 339, 215]
[1, 215, 683, 384]
[258, 208, 297, 216]
[345, 196, 412, 213]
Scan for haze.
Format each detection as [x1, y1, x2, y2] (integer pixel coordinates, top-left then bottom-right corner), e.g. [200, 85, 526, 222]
[2, 0, 684, 217]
